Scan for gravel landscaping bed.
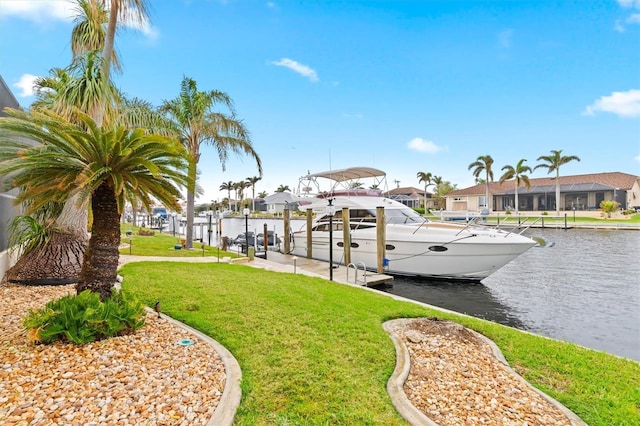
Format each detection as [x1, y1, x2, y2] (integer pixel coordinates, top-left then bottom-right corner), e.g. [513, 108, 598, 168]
[0, 284, 225, 426]
[389, 318, 583, 426]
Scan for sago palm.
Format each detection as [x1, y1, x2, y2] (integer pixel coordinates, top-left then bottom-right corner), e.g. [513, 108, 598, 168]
[0, 108, 189, 300]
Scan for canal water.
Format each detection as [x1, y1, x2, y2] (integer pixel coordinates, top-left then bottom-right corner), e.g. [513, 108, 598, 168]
[187, 217, 640, 361]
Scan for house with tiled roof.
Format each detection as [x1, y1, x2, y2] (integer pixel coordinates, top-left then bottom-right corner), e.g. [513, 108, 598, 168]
[445, 172, 640, 212]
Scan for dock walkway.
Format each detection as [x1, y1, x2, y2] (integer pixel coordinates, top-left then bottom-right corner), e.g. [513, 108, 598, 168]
[249, 251, 394, 287]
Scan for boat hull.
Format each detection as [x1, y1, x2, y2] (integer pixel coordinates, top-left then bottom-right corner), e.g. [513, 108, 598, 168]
[290, 222, 536, 281]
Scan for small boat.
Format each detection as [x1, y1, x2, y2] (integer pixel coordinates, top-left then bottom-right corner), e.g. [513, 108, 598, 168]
[289, 167, 537, 281]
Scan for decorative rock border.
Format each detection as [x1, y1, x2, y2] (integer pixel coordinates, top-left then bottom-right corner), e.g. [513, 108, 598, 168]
[383, 318, 587, 426]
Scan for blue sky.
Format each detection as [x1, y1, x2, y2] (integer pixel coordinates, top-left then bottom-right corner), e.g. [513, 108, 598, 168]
[1, 0, 639, 204]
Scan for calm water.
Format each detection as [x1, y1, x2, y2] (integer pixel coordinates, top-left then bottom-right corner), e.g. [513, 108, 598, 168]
[191, 218, 640, 360]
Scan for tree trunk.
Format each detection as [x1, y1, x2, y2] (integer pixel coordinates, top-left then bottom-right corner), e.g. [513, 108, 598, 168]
[185, 159, 197, 249]
[555, 169, 561, 216]
[76, 182, 120, 301]
[2, 195, 89, 286]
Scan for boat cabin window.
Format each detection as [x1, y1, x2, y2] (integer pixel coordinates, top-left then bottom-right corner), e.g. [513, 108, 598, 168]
[313, 222, 343, 232]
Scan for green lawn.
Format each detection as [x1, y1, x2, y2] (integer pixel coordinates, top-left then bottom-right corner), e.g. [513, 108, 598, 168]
[119, 261, 640, 426]
[119, 225, 242, 258]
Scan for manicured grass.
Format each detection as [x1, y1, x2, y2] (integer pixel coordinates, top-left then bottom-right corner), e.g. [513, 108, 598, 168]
[119, 262, 640, 426]
[119, 225, 241, 258]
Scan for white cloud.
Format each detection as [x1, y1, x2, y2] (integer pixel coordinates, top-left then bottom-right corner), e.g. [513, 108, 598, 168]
[617, 0, 640, 8]
[0, 0, 158, 39]
[0, 0, 74, 22]
[583, 89, 640, 118]
[271, 58, 319, 82]
[407, 137, 445, 154]
[498, 29, 513, 49]
[12, 74, 40, 97]
[627, 13, 640, 23]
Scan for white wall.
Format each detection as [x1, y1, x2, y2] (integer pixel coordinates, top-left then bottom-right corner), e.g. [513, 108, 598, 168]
[0, 249, 17, 281]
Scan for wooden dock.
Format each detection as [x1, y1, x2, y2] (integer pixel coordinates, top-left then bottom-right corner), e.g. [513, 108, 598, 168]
[252, 250, 394, 287]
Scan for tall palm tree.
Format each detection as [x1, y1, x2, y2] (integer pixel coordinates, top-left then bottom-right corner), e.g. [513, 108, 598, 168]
[246, 176, 261, 211]
[232, 182, 242, 212]
[499, 159, 532, 213]
[416, 171, 433, 211]
[0, 108, 189, 299]
[468, 155, 495, 211]
[220, 181, 233, 208]
[98, 0, 148, 124]
[71, 0, 121, 74]
[276, 185, 290, 193]
[534, 149, 581, 215]
[258, 191, 268, 199]
[160, 76, 262, 248]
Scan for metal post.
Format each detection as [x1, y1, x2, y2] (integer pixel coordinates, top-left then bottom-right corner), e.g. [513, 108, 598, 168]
[207, 212, 212, 246]
[244, 208, 250, 254]
[263, 223, 268, 260]
[327, 198, 335, 281]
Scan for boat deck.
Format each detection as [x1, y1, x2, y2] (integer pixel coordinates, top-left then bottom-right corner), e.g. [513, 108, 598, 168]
[253, 250, 394, 287]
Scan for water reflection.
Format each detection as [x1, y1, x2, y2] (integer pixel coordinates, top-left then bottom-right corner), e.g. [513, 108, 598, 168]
[380, 277, 527, 330]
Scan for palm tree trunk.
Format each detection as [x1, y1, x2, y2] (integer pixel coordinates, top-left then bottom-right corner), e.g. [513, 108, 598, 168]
[185, 160, 197, 249]
[76, 182, 120, 301]
[2, 195, 89, 286]
[555, 169, 561, 216]
[485, 182, 490, 211]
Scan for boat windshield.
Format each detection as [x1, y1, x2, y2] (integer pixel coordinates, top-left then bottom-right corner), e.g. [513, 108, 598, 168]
[384, 207, 426, 224]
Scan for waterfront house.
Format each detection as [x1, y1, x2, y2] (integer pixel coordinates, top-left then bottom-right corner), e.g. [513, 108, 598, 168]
[445, 172, 640, 212]
[387, 186, 430, 209]
[264, 192, 298, 215]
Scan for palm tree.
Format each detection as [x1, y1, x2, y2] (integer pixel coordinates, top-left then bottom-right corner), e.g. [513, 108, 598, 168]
[534, 150, 581, 215]
[246, 176, 261, 211]
[276, 185, 290, 193]
[258, 190, 268, 199]
[232, 182, 243, 212]
[416, 171, 433, 211]
[468, 155, 495, 211]
[0, 108, 189, 299]
[499, 159, 532, 213]
[71, 0, 121, 74]
[220, 181, 233, 209]
[350, 181, 364, 189]
[160, 76, 262, 248]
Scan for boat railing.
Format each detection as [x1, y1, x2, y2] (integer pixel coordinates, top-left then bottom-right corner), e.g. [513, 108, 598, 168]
[346, 262, 367, 286]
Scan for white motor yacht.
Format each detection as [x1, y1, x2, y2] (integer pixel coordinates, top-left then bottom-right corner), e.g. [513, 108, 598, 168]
[289, 167, 537, 281]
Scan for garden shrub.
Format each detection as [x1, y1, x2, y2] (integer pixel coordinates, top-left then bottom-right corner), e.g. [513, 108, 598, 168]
[23, 290, 146, 345]
[138, 228, 155, 236]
